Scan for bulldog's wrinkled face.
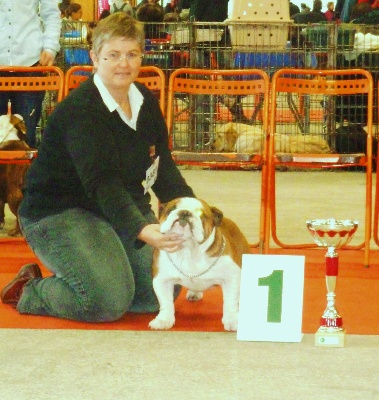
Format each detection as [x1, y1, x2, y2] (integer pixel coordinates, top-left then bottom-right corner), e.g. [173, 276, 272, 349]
[0, 114, 26, 143]
[160, 198, 223, 243]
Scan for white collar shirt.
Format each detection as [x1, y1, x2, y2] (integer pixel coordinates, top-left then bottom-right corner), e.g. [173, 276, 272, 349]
[94, 73, 144, 131]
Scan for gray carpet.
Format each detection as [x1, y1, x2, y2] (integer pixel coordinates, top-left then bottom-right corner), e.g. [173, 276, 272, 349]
[0, 330, 378, 400]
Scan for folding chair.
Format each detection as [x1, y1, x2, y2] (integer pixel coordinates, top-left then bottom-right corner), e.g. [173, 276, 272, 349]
[0, 65, 64, 96]
[63, 65, 93, 97]
[0, 64, 64, 148]
[372, 82, 379, 248]
[136, 66, 166, 114]
[265, 68, 373, 267]
[64, 65, 166, 114]
[0, 65, 64, 240]
[0, 65, 64, 128]
[166, 67, 270, 249]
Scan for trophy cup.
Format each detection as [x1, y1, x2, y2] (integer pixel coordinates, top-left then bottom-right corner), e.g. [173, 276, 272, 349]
[306, 219, 358, 347]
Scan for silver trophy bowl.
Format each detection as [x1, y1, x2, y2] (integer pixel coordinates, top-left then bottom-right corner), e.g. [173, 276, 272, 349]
[306, 219, 358, 250]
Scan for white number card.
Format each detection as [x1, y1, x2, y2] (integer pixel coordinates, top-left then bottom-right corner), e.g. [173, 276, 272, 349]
[237, 254, 305, 343]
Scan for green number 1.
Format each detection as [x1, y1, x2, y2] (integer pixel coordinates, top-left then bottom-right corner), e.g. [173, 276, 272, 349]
[258, 270, 284, 323]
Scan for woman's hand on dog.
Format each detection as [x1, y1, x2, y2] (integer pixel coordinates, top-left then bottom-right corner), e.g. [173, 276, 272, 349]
[138, 224, 185, 252]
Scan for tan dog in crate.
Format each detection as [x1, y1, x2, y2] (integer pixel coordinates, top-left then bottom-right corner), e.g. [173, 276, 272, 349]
[211, 122, 265, 153]
[211, 122, 331, 154]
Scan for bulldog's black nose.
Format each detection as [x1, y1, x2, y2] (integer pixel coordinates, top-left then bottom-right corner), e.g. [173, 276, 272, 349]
[178, 210, 191, 226]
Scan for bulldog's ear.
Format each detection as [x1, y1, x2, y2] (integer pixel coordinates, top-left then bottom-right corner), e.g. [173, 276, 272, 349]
[158, 202, 168, 219]
[158, 199, 178, 221]
[10, 114, 27, 138]
[211, 206, 223, 226]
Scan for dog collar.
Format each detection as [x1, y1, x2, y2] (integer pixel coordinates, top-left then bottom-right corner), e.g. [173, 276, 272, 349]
[165, 236, 226, 278]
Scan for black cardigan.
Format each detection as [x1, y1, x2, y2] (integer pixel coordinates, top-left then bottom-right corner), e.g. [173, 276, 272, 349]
[19, 77, 195, 243]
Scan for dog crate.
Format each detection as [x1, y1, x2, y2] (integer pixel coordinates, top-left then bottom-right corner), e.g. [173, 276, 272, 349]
[228, 0, 290, 21]
[228, 22, 292, 51]
[304, 24, 356, 52]
[169, 26, 224, 45]
[57, 20, 92, 72]
[227, 0, 292, 50]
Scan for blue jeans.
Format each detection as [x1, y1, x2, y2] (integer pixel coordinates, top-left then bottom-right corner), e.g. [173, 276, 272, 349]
[18, 208, 160, 322]
[0, 70, 45, 148]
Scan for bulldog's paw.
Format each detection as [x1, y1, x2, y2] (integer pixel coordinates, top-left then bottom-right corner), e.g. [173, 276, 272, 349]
[222, 314, 238, 331]
[186, 290, 203, 301]
[149, 316, 175, 330]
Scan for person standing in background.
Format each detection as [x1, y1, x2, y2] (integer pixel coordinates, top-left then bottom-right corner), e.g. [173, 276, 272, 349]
[62, 2, 84, 31]
[62, 3, 92, 65]
[300, 2, 311, 12]
[290, 1, 301, 17]
[0, 0, 61, 148]
[338, 0, 356, 21]
[136, 3, 167, 39]
[324, 1, 336, 20]
[136, 0, 163, 13]
[179, 0, 228, 21]
[335, 0, 345, 19]
[164, 0, 179, 14]
[59, 0, 71, 18]
[293, 0, 327, 22]
[110, 0, 134, 16]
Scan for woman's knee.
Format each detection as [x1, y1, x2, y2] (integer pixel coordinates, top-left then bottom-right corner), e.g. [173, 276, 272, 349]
[82, 284, 135, 322]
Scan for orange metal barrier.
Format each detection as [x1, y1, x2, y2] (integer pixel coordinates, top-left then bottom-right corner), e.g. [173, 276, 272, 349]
[0, 150, 38, 165]
[265, 68, 373, 267]
[63, 65, 92, 97]
[166, 68, 270, 249]
[63, 65, 166, 114]
[373, 82, 379, 248]
[0, 65, 64, 100]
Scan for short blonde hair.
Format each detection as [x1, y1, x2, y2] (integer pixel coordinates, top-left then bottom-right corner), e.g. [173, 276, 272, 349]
[91, 13, 145, 56]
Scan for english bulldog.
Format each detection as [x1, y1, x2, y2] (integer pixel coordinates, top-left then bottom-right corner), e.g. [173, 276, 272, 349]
[0, 114, 30, 236]
[149, 197, 251, 331]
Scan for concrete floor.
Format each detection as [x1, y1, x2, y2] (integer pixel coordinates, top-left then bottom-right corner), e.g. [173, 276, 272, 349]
[179, 168, 371, 247]
[1, 169, 378, 400]
[1, 329, 378, 400]
[1, 168, 373, 247]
